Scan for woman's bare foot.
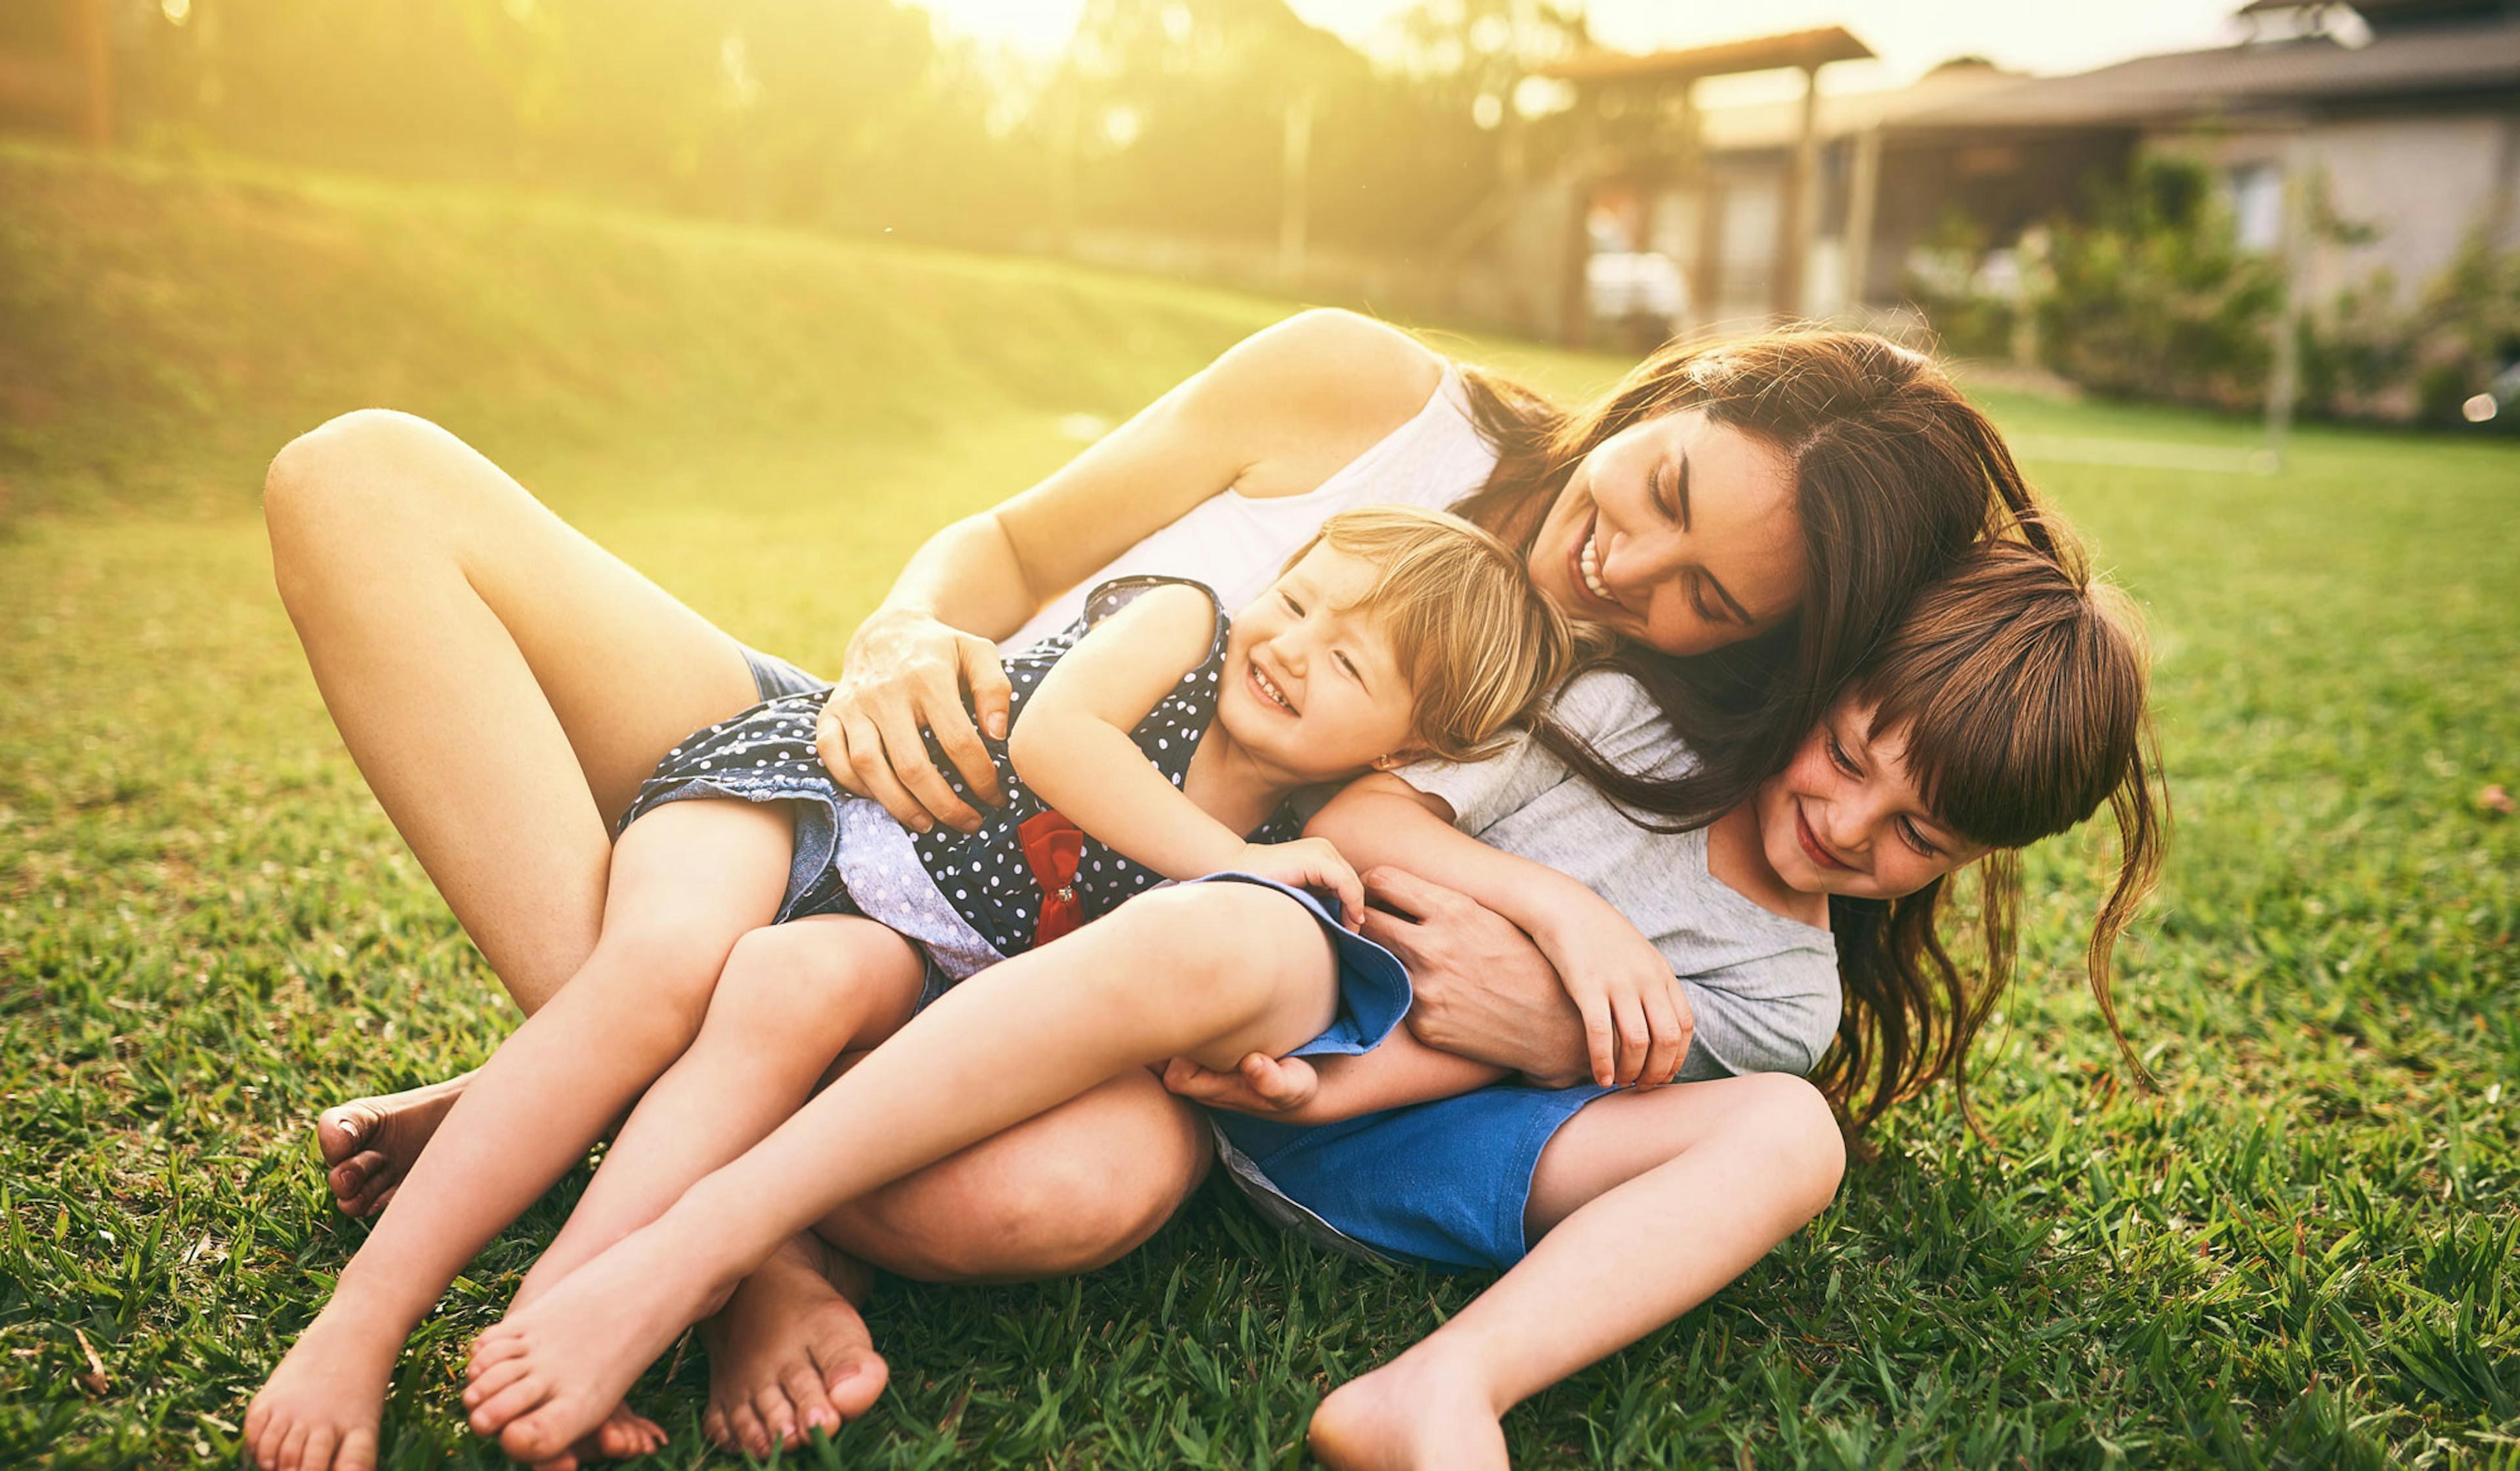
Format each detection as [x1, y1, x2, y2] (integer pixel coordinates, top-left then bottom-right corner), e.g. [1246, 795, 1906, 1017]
[242, 1309, 399, 1471]
[699, 1234, 891, 1457]
[1307, 1350, 1510, 1471]
[317, 1070, 474, 1216]
[463, 1222, 736, 1464]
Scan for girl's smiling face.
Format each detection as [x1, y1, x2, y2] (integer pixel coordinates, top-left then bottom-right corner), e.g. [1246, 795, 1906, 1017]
[1524, 407, 1807, 657]
[1217, 545, 1421, 779]
[1754, 698, 1993, 901]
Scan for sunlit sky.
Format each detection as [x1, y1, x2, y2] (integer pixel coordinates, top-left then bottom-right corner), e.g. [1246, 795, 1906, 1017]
[913, 1, 2250, 97]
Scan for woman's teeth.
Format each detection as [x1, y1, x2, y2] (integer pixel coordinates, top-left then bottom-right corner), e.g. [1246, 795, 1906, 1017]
[1579, 530, 1613, 604]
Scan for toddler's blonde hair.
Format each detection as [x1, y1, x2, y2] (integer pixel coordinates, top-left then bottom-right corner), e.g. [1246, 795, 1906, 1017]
[1280, 505, 1590, 763]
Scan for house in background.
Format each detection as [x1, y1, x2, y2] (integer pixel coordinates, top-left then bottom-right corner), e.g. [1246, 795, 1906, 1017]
[1505, 0, 2520, 345]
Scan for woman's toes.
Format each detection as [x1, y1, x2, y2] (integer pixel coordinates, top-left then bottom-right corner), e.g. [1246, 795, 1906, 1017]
[463, 1355, 533, 1407]
[751, 1385, 802, 1448]
[780, 1363, 842, 1439]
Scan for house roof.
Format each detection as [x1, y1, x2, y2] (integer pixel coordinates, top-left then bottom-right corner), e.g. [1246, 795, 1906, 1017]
[1694, 62, 2028, 152]
[1536, 27, 1874, 86]
[1889, 15, 2520, 132]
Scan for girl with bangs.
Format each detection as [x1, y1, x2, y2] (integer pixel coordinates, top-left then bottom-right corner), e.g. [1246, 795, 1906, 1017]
[250, 313, 2145, 1471]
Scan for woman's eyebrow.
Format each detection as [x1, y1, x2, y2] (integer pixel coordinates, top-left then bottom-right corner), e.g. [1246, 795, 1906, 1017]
[1702, 567, 1752, 625]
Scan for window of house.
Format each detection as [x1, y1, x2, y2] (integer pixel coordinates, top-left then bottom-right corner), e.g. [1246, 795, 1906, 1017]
[2230, 161, 2284, 253]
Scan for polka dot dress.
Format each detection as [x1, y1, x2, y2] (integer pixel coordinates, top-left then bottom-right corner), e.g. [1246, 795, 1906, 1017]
[617, 576, 1299, 970]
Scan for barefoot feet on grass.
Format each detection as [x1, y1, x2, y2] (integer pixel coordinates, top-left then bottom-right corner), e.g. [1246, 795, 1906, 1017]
[242, 1312, 397, 1471]
[317, 1069, 474, 1217]
[700, 1235, 890, 1457]
[1307, 1352, 1510, 1471]
[464, 1225, 735, 1465]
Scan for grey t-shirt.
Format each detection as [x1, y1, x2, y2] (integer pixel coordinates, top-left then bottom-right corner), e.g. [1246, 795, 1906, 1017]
[1395, 670, 1841, 1080]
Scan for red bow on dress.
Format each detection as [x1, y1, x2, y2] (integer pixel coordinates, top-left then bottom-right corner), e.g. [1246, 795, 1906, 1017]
[1017, 811, 1086, 947]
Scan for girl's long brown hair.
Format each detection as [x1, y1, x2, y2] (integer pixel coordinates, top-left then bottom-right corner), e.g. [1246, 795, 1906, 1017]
[1814, 532, 2167, 1133]
[1446, 329, 2057, 835]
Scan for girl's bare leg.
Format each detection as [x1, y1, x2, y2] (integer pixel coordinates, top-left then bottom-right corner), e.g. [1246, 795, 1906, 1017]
[1305, 1074, 1848, 1471]
[262, 408, 766, 1214]
[242, 801, 794, 1471]
[461, 884, 1338, 1462]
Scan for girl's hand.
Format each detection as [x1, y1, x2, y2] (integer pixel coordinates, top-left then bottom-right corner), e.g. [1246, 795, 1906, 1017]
[819, 607, 1015, 834]
[1535, 920, 1696, 1090]
[1162, 1053, 1322, 1119]
[1232, 838, 1364, 929]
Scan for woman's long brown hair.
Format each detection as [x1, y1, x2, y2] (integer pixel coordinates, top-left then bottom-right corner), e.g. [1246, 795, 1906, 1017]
[1446, 328, 2056, 836]
[1814, 532, 2167, 1133]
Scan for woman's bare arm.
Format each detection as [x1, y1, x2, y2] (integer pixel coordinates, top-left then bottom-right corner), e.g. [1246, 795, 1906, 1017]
[821, 310, 1444, 833]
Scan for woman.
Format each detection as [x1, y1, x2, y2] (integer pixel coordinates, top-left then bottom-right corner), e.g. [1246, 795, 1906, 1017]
[254, 310, 2040, 1471]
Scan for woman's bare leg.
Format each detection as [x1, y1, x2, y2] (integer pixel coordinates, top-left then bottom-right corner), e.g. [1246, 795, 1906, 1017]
[242, 801, 794, 1471]
[1307, 1074, 1848, 1471]
[700, 1071, 1213, 1458]
[461, 884, 1337, 1463]
[262, 408, 766, 1212]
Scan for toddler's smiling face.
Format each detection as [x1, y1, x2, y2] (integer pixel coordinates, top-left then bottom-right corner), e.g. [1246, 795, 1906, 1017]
[1217, 544, 1421, 780]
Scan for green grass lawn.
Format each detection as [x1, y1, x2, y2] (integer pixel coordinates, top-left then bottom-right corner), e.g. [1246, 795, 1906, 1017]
[3, 142, 2517, 1468]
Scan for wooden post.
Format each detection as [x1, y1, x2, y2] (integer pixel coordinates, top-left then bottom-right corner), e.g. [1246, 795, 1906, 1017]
[1841, 124, 1881, 315]
[1558, 98, 1598, 348]
[1772, 63, 1821, 318]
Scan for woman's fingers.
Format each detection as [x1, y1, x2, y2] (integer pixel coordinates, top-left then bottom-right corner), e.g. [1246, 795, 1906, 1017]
[835, 712, 929, 830]
[956, 634, 1015, 743]
[1358, 866, 1467, 923]
[1641, 979, 1690, 1088]
[873, 703, 984, 834]
[1323, 858, 1364, 931]
[1611, 989, 1650, 1088]
[914, 652, 1005, 811]
[1570, 987, 1617, 1088]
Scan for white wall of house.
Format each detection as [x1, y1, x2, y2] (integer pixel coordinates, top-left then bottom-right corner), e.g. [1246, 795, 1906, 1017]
[2155, 108, 2520, 304]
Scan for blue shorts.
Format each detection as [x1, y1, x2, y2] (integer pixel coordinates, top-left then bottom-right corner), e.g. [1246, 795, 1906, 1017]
[1212, 1081, 1618, 1273]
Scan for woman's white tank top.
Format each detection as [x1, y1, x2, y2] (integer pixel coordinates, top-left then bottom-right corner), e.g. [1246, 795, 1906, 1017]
[1003, 364, 1503, 651]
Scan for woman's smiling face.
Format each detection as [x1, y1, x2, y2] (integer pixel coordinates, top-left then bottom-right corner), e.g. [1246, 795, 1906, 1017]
[1524, 407, 1806, 656]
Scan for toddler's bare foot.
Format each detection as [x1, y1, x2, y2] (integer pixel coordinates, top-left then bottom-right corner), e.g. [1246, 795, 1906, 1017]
[463, 1222, 736, 1464]
[1307, 1350, 1509, 1471]
[316, 1069, 473, 1216]
[700, 1234, 890, 1457]
[242, 1310, 398, 1471]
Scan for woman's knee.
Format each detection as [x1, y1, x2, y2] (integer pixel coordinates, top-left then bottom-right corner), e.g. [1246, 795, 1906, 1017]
[263, 410, 486, 602]
[829, 1081, 1209, 1282]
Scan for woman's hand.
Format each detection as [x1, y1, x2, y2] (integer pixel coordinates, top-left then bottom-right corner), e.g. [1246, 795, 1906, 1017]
[1360, 868, 1691, 1090]
[1232, 838, 1364, 930]
[1162, 1053, 1322, 1119]
[1531, 916, 1697, 1090]
[818, 606, 1015, 834]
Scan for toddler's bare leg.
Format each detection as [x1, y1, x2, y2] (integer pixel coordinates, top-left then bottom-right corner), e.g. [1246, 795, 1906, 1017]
[242, 801, 793, 1471]
[462, 883, 1339, 1462]
[1307, 1075, 1848, 1471]
[499, 916, 923, 1315]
